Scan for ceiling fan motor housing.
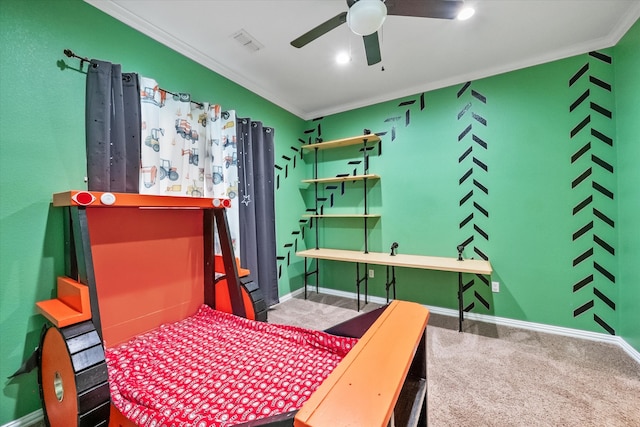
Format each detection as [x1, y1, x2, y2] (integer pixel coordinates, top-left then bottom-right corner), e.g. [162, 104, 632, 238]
[291, 0, 464, 66]
[347, 0, 388, 35]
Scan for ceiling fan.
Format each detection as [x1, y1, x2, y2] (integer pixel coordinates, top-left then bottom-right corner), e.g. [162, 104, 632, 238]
[291, 0, 464, 66]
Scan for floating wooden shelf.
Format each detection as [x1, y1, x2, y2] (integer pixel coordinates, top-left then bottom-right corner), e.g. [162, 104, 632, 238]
[301, 134, 381, 151]
[302, 174, 380, 184]
[302, 214, 381, 218]
[301, 132, 381, 301]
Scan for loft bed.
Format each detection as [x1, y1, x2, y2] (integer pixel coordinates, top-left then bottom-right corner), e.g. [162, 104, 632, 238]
[35, 191, 430, 427]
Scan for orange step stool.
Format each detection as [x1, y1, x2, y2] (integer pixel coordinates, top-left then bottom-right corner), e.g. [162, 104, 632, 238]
[36, 277, 92, 327]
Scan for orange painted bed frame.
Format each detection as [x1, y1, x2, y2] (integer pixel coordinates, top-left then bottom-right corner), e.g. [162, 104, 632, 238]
[37, 191, 430, 427]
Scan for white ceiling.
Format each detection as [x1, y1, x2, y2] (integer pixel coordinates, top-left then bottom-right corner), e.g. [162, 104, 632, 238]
[86, 0, 639, 120]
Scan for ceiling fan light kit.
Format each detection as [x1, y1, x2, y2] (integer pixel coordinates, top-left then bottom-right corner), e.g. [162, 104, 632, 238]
[291, 0, 466, 66]
[457, 6, 475, 21]
[336, 51, 352, 64]
[347, 0, 388, 36]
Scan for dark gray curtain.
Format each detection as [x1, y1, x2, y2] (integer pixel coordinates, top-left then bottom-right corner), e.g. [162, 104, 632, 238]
[237, 118, 278, 306]
[85, 60, 139, 192]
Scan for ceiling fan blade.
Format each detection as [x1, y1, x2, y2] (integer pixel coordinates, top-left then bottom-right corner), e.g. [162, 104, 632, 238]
[291, 12, 348, 48]
[363, 32, 381, 66]
[386, 0, 464, 20]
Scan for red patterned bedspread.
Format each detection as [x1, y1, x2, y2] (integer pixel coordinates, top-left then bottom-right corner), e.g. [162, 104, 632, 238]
[106, 305, 357, 427]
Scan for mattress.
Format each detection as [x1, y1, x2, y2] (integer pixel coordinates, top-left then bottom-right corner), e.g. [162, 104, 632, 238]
[106, 305, 358, 426]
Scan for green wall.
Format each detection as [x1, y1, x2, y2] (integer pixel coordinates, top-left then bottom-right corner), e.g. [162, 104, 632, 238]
[283, 23, 639, 347]
[0, 0, 304, 422]
[1, 0, 637, 423]
[615, 21, 640, 351]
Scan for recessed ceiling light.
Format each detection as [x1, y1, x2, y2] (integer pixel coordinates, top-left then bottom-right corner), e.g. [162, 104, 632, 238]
[336, 52, 351, 65]
[457, 7, 475, 21]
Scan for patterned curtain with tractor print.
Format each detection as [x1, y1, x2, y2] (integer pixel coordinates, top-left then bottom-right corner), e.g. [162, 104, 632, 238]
[137, 75, 240, 255]
[85, 66, 274, 292]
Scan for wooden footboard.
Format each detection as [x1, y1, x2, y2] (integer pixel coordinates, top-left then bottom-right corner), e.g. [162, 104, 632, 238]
[295, 300, 430, 427]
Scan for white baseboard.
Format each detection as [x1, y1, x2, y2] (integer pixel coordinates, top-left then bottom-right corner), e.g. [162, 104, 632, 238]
[617, 335, 640, 364]
[1, 409, 43, 427]
[275, 286, 305, 303]
[279, 286, 640, 365]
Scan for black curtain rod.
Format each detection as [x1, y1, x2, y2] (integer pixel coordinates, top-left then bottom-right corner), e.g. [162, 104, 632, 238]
[64, 49, 205, 108]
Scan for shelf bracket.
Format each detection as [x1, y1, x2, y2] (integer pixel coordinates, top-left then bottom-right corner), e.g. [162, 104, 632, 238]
[355, 262, 369, 311]
[385, 265, 397, 303]
[303, 257, 319, 299]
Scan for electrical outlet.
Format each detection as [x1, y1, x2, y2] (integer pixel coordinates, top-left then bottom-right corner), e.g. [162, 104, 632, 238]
[492, 281, 500, 293]
[369, 269, 375, 278]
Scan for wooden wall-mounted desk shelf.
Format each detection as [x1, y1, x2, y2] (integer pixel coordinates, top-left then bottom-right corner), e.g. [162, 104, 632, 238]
[301, 134, 380, 151]
[301, 173, 380, 184]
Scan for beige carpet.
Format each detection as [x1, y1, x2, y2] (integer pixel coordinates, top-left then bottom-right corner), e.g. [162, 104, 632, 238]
[268, 293, 640, 427]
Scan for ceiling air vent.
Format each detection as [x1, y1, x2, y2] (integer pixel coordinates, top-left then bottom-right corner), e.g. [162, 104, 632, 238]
[231, 29, 264, 53]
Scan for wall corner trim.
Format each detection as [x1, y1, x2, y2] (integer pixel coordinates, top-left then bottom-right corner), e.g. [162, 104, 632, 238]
[617, 335, 640, 365]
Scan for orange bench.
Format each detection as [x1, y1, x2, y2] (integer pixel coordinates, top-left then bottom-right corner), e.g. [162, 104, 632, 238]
[295, 300, 430, 427]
